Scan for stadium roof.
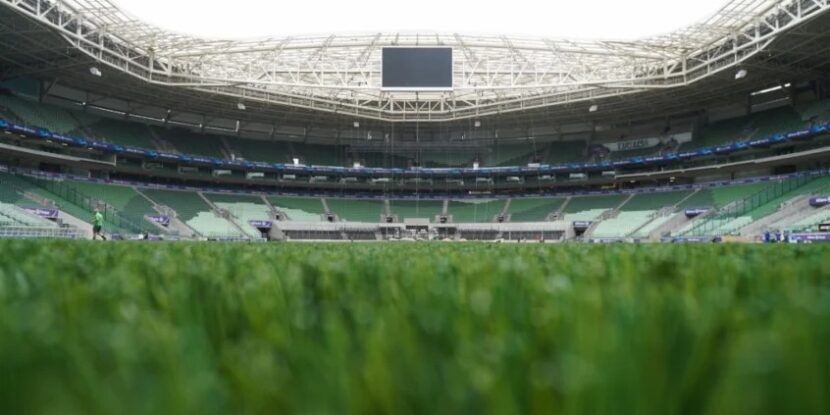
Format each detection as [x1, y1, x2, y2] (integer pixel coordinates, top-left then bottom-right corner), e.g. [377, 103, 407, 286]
[1, 0, 830, 124]
[113, 0, 724, 40]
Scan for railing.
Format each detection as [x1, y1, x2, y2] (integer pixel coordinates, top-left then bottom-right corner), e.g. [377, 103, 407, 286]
[0, 227, 80, 239]
[685, 175, 816, 236]
[20, 176, 158, 234]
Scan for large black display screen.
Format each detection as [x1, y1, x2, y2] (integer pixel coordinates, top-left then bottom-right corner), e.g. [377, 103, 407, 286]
[382, 47, 453, 90]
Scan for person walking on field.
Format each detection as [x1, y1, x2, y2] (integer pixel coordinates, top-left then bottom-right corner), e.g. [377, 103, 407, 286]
[92, 209, 106, 240]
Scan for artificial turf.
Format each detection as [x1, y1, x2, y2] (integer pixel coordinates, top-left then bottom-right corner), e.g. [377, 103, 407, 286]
[0, 241, 829, 414]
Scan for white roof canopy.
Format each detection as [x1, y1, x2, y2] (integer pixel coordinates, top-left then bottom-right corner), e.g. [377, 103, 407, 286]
[3, 0, 828, 121]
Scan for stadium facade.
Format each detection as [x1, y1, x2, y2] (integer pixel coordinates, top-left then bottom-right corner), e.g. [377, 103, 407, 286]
[2, 0, 830, 242]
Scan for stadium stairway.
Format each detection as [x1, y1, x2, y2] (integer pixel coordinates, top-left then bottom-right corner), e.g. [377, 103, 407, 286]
[591, 190, 696, 239]
[198, 192, 253, 238]
[130, 187, 197, 237]
[260, 196, 279, 217]
[320, 198, 332, 218]
[680, 176, 823, 236]
[141, 188, 244, 238]
[784, 205, 830, 232]
[0, 202, 59, 229]
[740, 195, 816, 235]
[650, 212, 699, 240]
[268, 197, 327, 222]
[629, 211, 677, 239]
[591, 210, 655, 239]
[64, 181, 160, 227]
[204, 193, 272, 238]
[562, 194, 628, 222]
[1, 173, 143, 235]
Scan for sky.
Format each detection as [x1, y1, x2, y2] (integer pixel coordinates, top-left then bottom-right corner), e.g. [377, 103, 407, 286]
[113, 0, 729, 40]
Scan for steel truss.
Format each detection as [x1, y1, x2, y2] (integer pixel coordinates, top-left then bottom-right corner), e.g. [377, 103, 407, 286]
[2, 0, 829, 121]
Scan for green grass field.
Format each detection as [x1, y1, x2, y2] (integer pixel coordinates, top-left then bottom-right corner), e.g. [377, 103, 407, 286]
[1, 241, 830, 414]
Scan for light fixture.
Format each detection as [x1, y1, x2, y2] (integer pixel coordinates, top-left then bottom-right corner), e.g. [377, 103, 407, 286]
[353, 121, 360, 128]
[474, 120, 481, 128]
[589, 104, 598, 112]
[735, 69, 748, 80]
[237, 102, 246, 110]
[89, 67, 102, 77]
[292, 158, 300, 166]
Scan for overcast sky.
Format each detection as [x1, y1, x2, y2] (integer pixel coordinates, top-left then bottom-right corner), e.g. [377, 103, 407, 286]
[113, 0, 729, 40]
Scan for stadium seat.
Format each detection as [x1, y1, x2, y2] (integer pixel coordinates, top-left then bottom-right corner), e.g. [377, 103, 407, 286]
[152, 127, 226, 158]
[447, 200, 505, 223]
[389, 200, 445, 222]
[0, 202, 57, 228]
[206, 193, 273, 237]
[622, 191, 691, 211]
[228, 139, 293, 163]
[563, 195, 628, 214]
[506, 198, 565, 222]
[142, 188, 243, 237]
[0, 95, 86, 133]
[630, 213, 678, 238]
[592, 211, 655, 238]
[66, 181, 157, 220]
[326, 199, 386, 223]
[269, 197, 327, 222]
[84, 119, 156, 148]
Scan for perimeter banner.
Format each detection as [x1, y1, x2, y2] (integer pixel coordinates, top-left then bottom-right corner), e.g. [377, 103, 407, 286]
[145, 215, 171, 227]
[809, 197, 830, 207]
[572, 221, 592, 230]
[788, 233, 830, 243]
[684, 208, 709, 218]
[23, 207, 59, 219]
[248, 220, 273, 229]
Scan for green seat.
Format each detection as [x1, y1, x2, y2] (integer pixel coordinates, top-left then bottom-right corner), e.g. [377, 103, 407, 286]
[389, 200, 445, 222]
[507, 198, 565, 222]
[269, 197, 326, 222]
[327, 199, 385, 223]
[447, 200, 505, 223]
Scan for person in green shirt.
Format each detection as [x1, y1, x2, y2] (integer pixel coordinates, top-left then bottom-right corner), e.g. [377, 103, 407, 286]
[92, 209, 106, 240]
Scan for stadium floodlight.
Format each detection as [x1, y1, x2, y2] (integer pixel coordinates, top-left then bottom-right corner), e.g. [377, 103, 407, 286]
[589, 105, 598, 112]
[292, 158, 300, 166]
[473, 161, 480, 170]
[735, 69, 748, 80]
[236, 102, 246, 110]
[353, 121, 360, 128]
[89, 67, 102, 77]
[474, 120, 481, 128]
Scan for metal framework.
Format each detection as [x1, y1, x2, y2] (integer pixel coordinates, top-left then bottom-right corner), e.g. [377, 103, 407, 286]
[2, 0, 830, 121]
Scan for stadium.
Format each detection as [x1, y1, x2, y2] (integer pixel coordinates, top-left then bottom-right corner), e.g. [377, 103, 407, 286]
[1, 0, 830, 413]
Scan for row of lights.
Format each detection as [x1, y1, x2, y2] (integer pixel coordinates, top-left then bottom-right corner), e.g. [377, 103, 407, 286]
[91, 66, 751, 120]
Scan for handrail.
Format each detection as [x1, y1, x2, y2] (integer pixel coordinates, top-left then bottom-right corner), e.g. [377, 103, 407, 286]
[1, 114, 828, 177]
[685, 174, 816, 236]
[20, 176, 157, 234]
